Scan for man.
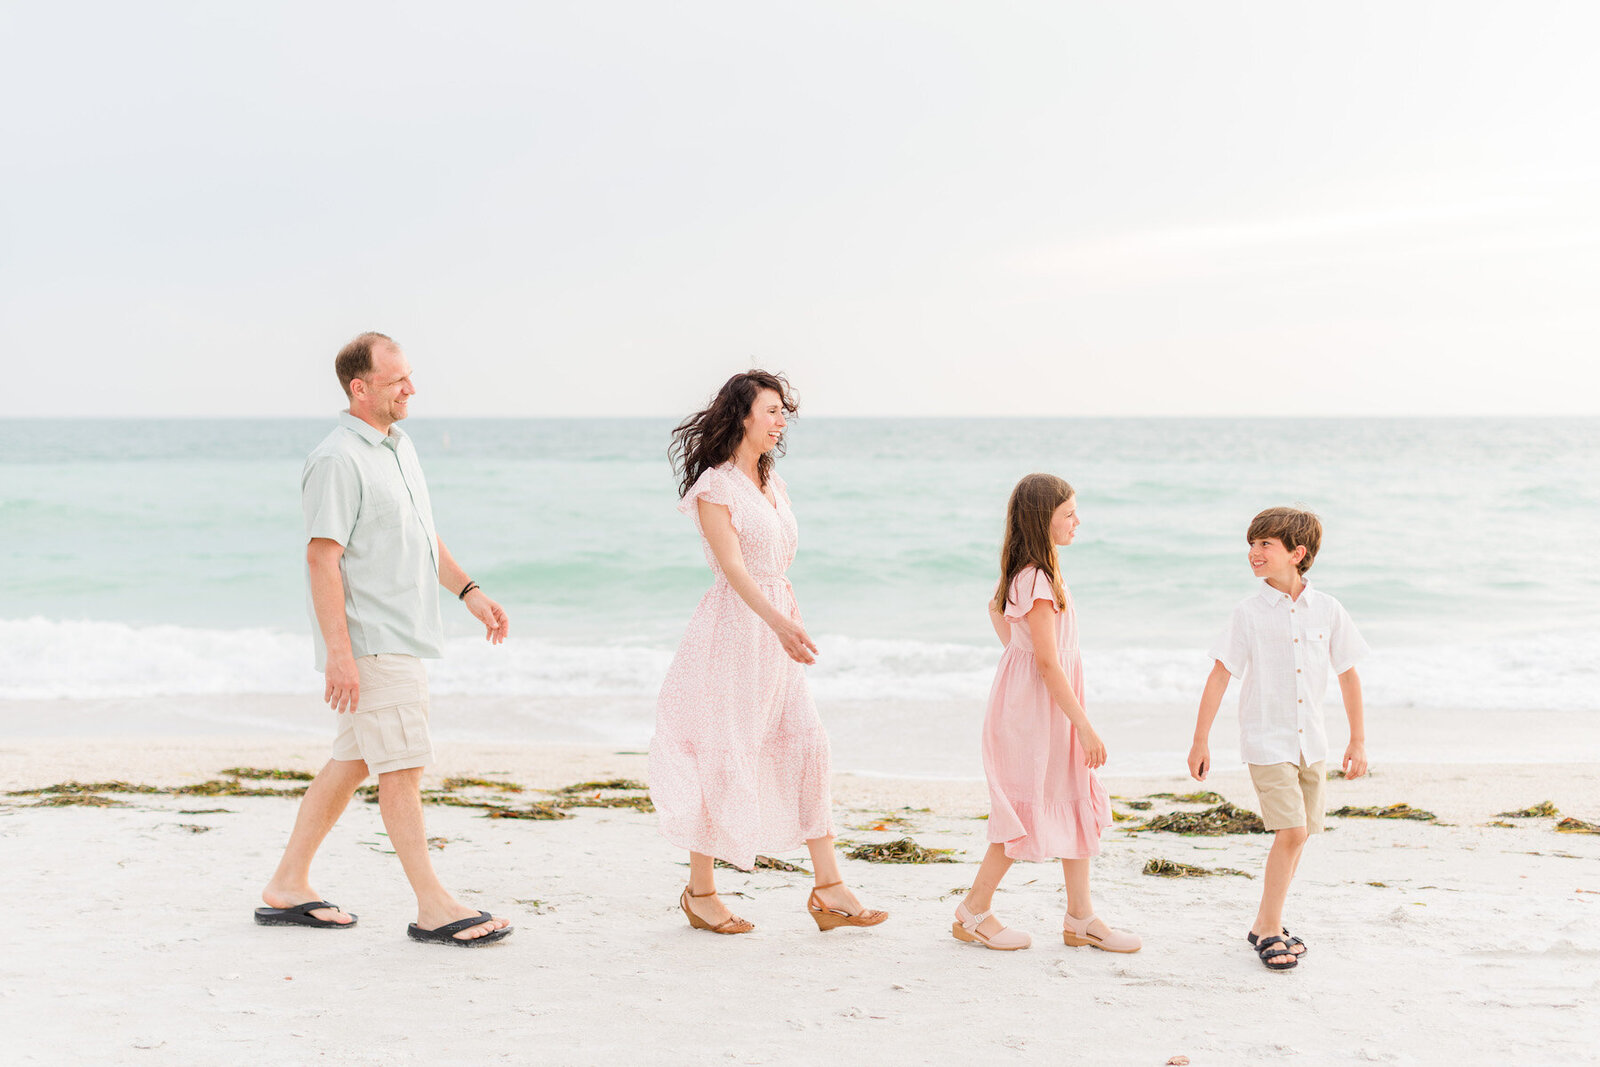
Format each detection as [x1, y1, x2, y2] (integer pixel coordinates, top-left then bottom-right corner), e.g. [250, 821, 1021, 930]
[256, 331, 513, 946]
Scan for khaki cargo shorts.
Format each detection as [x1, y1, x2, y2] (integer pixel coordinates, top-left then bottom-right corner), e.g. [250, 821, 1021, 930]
[331, 654, 434, 775]
[1248, 757, 1326, 834]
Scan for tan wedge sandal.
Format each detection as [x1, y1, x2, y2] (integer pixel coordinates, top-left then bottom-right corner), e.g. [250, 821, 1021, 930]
[807, 880, 888, 931]
[679, 886, 754, 935]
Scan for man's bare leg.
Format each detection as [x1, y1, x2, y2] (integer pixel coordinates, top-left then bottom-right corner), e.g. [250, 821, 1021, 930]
[378, 767, 510, 941]
[261, 757, 369, 923]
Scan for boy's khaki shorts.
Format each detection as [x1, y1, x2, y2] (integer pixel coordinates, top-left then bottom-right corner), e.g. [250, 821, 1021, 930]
[331, 654, 434, 775]
[1248, 758, 1326, 834]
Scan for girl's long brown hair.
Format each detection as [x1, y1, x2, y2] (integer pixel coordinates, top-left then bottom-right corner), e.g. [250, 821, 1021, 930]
[670, 370, 798, 498]
[991, 473, 1075, 614]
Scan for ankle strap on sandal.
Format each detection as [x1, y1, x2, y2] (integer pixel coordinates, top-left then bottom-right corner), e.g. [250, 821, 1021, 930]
[813, 880, 843, 890]
[959, 908, 993, 931]
[687, 886, 718, 898]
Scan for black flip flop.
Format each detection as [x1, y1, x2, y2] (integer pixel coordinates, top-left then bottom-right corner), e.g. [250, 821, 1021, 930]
[1248, 929, 1308, 958]
[1254, 934, 1299, 970]
[254, 901, 357, 928]
[406, 911, 513, 947]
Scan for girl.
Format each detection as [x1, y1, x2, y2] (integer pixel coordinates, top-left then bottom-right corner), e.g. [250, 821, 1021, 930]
[649, 371, 886, 935]
[952, 473, 1140, 953]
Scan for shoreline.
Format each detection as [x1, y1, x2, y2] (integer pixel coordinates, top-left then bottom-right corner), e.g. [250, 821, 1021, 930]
[5, 695, 1598, 780]
[4, 733, 1599, 821]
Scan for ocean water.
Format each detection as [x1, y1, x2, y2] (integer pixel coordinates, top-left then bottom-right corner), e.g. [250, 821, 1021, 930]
[3, 417, 1597, 762]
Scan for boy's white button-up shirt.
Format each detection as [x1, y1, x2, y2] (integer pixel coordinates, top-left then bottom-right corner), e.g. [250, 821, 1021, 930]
[1210, 579, 1369, 766]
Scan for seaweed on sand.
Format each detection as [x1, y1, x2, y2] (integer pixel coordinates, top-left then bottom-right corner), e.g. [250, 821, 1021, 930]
[219, 768, 314, 781]
[554, 779, 647, 794]
[1497, 801, 1558, 818]
[482, 803, 572, 820]
[7, 780, 163, 796]
[850, 813, 917, 832]
[413, 792, 571, 819]
[840, 837, 958, 863]
[1131, 802, 1267, 836]
[1141, 858, 1251, 878]
[1121, 800, 1153, 811]
[1146, 791, 1225, 805]
[555, 795, 655, 813]
[442, 777, 524, 793]
[1555, 817, 1600, 835]
[28, 793, 128, 807]
[715, 855, 811, 873]
[172, 780, 308, 798]
[1327, 803, 1436, 822]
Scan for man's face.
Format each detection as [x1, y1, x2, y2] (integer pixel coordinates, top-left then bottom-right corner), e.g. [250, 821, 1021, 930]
[354, 344, 416, 426]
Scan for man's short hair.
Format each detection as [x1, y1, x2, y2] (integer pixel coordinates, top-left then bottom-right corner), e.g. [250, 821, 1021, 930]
[1247, 506, 1322, 575]
[335, 332, 396, 398]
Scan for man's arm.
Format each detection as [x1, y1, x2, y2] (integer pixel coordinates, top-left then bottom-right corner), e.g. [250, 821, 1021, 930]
[1338, 666, 1367, 778]
[437, 536, 509, 644]
[308, 537, 360, 713]
[1187, 661, 1232, 781]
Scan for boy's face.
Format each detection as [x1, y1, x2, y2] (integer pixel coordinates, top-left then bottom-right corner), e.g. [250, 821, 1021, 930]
[1248, 536, 1306, 580]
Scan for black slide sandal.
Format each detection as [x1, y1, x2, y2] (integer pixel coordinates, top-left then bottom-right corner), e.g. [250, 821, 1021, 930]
[254, 901, 357, 928]
[407, 911, 513, 947]
[1248, 929, 1308, 958]
[1255, 934, 1299, 970]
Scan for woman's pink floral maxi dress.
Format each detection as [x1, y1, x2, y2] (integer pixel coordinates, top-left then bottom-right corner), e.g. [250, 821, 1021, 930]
[650, 462, 834, 870]
[983, 564, 1112, 861]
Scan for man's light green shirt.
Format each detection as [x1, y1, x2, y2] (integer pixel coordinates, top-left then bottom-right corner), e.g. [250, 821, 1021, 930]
[302, 412, 444, 669]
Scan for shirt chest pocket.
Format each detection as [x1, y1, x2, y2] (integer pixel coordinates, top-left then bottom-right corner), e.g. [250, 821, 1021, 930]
[363, 492, 408, 528]
[1306, 629, 1330, 659]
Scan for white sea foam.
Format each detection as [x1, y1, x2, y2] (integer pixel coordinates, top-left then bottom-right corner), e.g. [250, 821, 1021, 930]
[3, 616, 1596, 713]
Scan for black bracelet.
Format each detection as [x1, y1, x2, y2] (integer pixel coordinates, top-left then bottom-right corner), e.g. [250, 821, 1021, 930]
[458, 581, 479, 600]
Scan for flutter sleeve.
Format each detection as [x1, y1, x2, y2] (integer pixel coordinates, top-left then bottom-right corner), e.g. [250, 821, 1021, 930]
[1002, 565, 1058, 621]
[678, 465, 741, 533]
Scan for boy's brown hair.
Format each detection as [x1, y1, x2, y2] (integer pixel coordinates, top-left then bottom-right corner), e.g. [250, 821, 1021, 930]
[1247, 506, 1322, 575]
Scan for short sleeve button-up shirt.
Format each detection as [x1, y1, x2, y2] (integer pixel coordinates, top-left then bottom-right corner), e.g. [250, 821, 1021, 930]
[1210, 579, 1369, 766]
[301, 412, 444, 669]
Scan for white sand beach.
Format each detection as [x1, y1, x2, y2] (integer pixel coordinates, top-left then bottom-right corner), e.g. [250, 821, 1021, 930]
[3, 724, 1597, 1066]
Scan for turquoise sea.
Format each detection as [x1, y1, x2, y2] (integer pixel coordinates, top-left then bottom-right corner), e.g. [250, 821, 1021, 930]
[2, 417, 1597, 764]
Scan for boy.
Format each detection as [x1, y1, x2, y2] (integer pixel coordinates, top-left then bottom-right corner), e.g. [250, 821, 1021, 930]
[1187, 506, 1369, 971]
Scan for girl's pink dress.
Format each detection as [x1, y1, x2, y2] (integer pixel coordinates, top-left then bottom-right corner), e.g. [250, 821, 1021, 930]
[983, 564, 1112, 861]
[649, 462, 834, 870]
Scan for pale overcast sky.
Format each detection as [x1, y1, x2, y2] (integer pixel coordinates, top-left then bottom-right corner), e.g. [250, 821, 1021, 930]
[3, 2, 1597, 417]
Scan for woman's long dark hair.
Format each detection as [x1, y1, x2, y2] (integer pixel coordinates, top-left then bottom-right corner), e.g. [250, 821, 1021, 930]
[671, 370, 798, 497]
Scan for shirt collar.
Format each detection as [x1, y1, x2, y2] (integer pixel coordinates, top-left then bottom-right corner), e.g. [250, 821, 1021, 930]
[339, 410, 406, 449]
[1256, 576, 1312, 605]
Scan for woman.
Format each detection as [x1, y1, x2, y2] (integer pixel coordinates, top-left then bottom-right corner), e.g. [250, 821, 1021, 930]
[649, 371, 887, 935]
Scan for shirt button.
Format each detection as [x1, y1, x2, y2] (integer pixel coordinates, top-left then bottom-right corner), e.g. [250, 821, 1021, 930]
[1294, 638, 1299, 643]
[1297, 668, 1302, 673]
[1298, 699, 1303, 703]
